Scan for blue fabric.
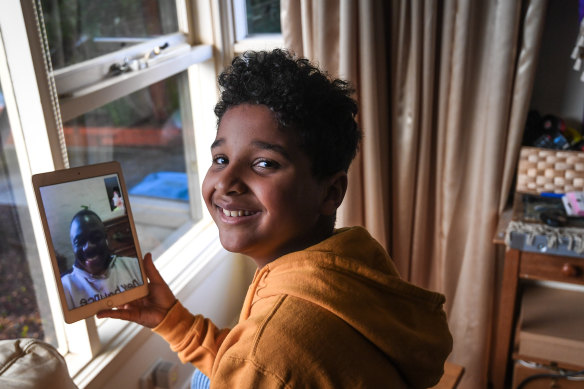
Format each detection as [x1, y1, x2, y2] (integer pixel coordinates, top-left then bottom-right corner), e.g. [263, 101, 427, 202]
[129, 171, 189, 201]
[190, 368, 210, 389]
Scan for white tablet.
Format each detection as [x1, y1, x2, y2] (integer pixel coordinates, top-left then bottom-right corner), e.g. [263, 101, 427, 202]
[32, 161, 148, 323]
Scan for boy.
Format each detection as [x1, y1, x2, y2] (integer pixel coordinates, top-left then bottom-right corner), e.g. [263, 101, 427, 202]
[98, 49, 452, 388]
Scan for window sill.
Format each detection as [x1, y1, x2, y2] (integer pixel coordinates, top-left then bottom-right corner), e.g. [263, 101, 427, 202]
[59, 44, 213, 121]
[65, 219, 224, 387]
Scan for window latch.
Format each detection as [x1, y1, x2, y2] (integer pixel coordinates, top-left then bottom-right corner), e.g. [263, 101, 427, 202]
[108, 42, 170, 78]
[143, 42, 169, 60]
[108, 58, 133, 76]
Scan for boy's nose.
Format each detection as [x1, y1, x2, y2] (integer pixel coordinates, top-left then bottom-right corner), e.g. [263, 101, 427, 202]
[215, 166, 246, 195]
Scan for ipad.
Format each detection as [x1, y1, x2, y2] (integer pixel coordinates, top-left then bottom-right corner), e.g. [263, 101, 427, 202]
[32, 161, 148, 323]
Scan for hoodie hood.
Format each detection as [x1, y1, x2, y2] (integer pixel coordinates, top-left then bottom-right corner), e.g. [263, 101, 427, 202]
[243, 226, 453, 388]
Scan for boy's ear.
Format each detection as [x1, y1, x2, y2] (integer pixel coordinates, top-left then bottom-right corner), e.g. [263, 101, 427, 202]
[320, 171, 348, 216]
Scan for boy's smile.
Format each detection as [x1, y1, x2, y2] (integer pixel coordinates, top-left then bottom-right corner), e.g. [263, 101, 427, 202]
[202, 104, 331, 267]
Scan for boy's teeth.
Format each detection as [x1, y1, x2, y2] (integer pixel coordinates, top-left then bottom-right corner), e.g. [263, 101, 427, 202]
[222, 208, 252, 217]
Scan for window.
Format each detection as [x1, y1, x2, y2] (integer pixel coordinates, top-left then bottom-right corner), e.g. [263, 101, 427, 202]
[0, 78, 57, 346]
[42, 0, 180, 69]
[39, 0, 213, 258]
[232, 0, 283, 54]
[0, 0, 282, 385]
[235, 0, 281, 38]
[63, 73, 200, 255]
[0, 0, 219, 378]
[245, 0, 281, 35]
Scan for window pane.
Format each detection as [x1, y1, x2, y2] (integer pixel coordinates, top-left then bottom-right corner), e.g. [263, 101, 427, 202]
[245, 0, 281, 34]
[65, 73, 201, 255]
[41, 0, 179, 69]
[0, 83, 57, 345]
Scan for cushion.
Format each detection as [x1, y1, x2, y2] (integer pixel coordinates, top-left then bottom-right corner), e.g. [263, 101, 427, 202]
[0, 338, 77, 389]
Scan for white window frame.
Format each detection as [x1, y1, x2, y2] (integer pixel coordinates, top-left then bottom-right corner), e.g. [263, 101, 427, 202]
[1, 0, 285, 385]
[0, 0, 223, 383]
[232, 0, 283, 53]
[216, 0, 284, 58]
[0, 1, 68, 352]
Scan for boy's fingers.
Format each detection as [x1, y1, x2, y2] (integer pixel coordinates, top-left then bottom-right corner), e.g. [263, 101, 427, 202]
[143, 253, 163, 283]
[96, 309, 124, 320]
[97, 308, 138, 323]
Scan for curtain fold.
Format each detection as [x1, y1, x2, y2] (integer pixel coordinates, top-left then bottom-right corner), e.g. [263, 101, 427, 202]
[281, 0, 391, 250]
[281, 0, 547, 387]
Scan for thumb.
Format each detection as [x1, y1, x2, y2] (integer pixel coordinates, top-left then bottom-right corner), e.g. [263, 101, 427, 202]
[143, 253, 163, 283]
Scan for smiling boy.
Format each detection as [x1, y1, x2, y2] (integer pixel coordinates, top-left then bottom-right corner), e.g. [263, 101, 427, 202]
[98, 49, 452, 388]
[204, 103, 338, 267]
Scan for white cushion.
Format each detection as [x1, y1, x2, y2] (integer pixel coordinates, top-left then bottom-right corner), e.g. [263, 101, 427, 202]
[0, 338, 77, 389]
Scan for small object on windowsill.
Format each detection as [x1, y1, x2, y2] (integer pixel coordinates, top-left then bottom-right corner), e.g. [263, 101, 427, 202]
[144, 42, 169, 60]
[108, 57, 144, 76]
[107, 43, 185, 78]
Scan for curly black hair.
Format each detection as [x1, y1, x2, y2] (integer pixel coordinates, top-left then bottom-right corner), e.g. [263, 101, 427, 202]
[215, 49, 361, 179]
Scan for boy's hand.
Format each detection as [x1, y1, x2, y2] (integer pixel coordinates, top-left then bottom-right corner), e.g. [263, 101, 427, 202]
[96, 253, 176, 328]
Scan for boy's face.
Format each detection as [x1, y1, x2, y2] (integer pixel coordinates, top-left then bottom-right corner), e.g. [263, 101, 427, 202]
[70, 214, 110, 275]
[202, 104, 328, 267]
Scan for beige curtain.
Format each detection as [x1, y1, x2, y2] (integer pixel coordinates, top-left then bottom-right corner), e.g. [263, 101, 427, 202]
[281, 0, 548, 388]
[282, 0, 391, 250]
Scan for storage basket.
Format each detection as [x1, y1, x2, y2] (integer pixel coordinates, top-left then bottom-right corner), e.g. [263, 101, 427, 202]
[516, 147, 584, 194]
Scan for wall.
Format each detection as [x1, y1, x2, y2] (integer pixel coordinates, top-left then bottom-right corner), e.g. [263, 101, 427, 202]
[530, 0, 584, 129]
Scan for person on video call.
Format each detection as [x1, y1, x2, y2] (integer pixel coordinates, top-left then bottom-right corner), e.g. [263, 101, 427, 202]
[61, 209, 142, 309]
[111, 187, 124, 212]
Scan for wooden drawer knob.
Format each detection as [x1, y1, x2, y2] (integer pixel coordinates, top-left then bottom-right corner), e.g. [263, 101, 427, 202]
[562, 263, 581, 277]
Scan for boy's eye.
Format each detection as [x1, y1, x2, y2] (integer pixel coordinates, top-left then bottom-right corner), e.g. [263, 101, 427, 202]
[253, 159, 280, 170]
[213, 156, 228, 165]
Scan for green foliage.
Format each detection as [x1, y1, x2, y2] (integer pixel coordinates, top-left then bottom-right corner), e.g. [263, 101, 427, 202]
[245, 0, 281, 35]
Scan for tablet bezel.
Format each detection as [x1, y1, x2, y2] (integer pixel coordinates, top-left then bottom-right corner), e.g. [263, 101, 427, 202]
[32, 161, 148, 323]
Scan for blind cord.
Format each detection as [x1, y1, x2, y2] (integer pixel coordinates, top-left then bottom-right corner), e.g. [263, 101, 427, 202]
[31, 0, 69, 169]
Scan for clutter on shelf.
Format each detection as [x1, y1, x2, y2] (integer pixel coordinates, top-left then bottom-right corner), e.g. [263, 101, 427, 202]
[506, 146, 584, 257]
[522, 111, 584, 152]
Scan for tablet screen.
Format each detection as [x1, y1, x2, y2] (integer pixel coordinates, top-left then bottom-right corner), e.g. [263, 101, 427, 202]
[33, 162, 148, 322]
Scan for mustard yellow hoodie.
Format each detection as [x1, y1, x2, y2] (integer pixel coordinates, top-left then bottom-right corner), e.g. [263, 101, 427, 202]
[154, 226, 453, 388]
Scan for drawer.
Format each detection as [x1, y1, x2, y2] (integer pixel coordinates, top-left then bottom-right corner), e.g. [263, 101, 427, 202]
[520, 252, 584, 285]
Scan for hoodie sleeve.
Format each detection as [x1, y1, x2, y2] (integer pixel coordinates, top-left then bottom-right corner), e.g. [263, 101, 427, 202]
[212, 356, 290, 389]
[153, 301, 231, 377]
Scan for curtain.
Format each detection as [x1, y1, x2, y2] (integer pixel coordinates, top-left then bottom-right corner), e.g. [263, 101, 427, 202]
[282, 0, 391, 250]
[281, 0, 548, 388]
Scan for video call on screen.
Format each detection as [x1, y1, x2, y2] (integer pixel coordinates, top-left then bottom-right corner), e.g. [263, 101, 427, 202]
[40, 174, 143, 309]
